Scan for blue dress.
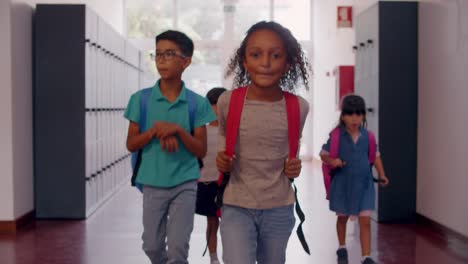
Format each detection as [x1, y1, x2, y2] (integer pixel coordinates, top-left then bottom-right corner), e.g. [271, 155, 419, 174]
[322, 126, 375, 215]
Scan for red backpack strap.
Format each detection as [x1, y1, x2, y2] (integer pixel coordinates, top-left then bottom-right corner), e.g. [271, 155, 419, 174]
[225, 87, 248, 157]
[284, 92, 300, 159]
[368, 130, 377, 164]
[329, 127, 341, 159]
[215, 87, 248, 217]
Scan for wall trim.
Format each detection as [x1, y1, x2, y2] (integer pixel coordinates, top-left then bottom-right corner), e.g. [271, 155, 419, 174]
[416, 213, 468, 243]
[0, 210, 35, 234]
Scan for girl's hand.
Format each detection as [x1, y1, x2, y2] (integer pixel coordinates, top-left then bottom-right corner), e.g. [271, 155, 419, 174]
[379, 175, 389, 187]
[284, 158, 302, 179]
[329, 158, 346, 168]
[216, 152, 235, 173]
[160, 136, 179, 152]
[152, 121, 180, 139]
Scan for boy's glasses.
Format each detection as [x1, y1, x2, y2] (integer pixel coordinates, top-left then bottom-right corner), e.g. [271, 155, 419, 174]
[150, 50, 187, 61]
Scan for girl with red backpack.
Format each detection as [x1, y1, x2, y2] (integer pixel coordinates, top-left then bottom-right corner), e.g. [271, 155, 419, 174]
[320, 95, 389, 264]
[215, 21, 310, 264]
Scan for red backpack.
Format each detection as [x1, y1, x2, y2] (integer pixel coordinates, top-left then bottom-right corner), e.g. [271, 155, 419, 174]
[215, 86, 310, 254]
[322, 127, 377, 199]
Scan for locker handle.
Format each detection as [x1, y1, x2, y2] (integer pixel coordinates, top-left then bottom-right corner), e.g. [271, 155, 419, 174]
[367, 107, 375, 113]
[367, 39, 374, 48]
[352, 45, 358, 53]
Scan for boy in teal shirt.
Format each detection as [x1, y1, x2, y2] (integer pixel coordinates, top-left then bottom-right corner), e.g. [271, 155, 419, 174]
[124, 30, 216, 264]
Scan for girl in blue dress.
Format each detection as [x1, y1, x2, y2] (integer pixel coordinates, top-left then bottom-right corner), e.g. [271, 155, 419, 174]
[320, 95, 389, 264]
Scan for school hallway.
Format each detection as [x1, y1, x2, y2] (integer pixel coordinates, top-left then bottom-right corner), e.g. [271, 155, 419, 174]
[0, 161, 466, 264]
[2, 0, 468, 263]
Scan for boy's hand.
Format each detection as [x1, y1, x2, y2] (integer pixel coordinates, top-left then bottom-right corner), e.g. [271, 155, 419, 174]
[329, 158, 346, 168]
[284, 158, 302, 179]
[216, 152, 235, 173]
[160, 136, 179, 152]
[147, 126, 157, 139]
[152, 121, 180, 139]
[379, 175, 389, 187]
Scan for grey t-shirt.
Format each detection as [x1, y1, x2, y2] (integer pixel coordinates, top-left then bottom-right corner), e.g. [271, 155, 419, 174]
[217, 90, 310, 209]
[199, 125, 219, 182]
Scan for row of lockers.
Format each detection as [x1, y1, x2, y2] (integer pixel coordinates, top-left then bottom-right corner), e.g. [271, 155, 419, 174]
[84, 6, 140, 110]
[86, 154, 132, 214]
[84, 7, 139, 68]
[354, 40, 378, 81]
[34, 4, 141, 219]
[82, 7, 140, 216]
[84, 41, 140, 109]
[85, 110, 128, 182]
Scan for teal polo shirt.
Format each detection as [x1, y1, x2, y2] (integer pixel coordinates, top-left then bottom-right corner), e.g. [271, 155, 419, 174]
[124, 80, 216, 188]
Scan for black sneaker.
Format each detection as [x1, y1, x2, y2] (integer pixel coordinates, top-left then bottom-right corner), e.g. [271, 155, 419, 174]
[336, 248, 348, 262]
[362, 257, 377, 264]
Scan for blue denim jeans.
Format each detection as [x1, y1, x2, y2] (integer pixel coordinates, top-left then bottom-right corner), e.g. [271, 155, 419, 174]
[220, 204, 296, 264]
[141, 180, 197, 264]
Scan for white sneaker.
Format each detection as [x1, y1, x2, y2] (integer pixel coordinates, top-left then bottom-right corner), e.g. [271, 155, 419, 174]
[210, 259, 220, 264]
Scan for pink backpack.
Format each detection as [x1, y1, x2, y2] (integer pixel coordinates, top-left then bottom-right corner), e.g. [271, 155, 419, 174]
[322, 127, 377, 199]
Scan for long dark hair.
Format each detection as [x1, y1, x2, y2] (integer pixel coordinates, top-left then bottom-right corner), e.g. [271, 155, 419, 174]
[338, 94, 368, 128]
[225, 21, 311, 91]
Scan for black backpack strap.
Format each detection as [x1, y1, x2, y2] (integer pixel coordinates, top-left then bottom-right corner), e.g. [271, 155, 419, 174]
[291, 180, 310, 255]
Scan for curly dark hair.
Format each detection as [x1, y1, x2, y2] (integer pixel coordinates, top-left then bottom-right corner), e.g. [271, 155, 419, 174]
[225, 21, 311, 91]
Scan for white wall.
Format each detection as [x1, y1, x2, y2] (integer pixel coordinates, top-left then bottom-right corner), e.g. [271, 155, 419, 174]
[418, 0, 468, 237]
[312, 0, 355, 157]
[0, 0, 15, 221]
[10, 0, 35, 220]
[0, 0, 125, 222]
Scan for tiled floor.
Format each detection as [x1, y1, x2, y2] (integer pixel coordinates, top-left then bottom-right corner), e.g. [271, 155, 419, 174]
[1, 161, 467, 264]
